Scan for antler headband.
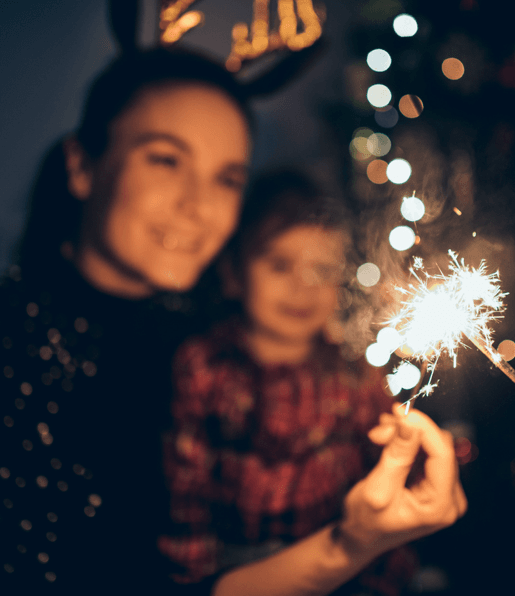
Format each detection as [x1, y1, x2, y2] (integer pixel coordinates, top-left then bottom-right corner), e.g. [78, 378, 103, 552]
[109, 0, 326, 97]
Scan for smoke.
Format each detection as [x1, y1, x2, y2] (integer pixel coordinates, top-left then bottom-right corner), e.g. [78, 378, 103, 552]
[337, 116, 515, 359]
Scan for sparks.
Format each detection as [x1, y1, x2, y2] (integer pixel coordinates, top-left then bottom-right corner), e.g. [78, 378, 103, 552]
[388, 250, 514, 410]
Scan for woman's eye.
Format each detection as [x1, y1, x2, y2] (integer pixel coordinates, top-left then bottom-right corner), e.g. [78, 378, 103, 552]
[147, 154, 179, 168]
[219, 175, 245, 192]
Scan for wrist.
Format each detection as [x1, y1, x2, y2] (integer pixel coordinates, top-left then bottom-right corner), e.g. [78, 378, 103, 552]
[330, 521, 378, 564]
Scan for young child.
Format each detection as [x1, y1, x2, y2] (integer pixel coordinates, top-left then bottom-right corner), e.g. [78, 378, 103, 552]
[160, 171, 414, 594]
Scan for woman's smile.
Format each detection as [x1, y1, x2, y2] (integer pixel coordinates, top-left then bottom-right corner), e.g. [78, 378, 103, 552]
[151, 227, 203, 253]
[279, 305, 315, 319]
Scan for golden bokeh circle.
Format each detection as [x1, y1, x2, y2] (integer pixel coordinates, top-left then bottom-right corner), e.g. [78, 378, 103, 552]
[497, 339, 515, 362]
[399, 94, 424, 118]
[442, 58, 465, 80]
[367, 159, 388, 184]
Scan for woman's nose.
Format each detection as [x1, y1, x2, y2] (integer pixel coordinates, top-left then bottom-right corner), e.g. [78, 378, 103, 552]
[175, 173, 203, 220]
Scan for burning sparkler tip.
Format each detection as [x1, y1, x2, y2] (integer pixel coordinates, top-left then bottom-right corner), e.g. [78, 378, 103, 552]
[389, 251, 514, 407]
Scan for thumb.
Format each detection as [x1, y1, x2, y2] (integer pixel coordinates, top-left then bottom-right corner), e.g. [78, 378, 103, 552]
[363, 412, 422, 509]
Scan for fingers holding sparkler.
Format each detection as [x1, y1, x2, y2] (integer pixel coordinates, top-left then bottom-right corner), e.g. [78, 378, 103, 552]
[364, 405, 467, 526]
[343, 405, 467, 557]
[397, 407, 468, 524]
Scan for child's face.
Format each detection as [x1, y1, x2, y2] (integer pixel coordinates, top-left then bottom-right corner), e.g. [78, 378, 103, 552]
[244, 225, 345, 346]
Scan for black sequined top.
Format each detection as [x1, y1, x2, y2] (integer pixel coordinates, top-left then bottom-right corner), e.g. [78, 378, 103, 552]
[0, 258, 205, 593]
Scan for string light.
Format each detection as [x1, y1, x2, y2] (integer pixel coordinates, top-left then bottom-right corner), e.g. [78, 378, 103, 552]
[367, 132, 391, 157]
[367, 159, 389, 184]
[366, 342, 391, 367]
[377, 327, 402, 351]
[226, 0, 324, 72]
[395, 361, 421, 389]
[498, 339, 515, 361]
[386, 158, 412, 184]
[401, 194, 425, 222]
[389, 226, 416, 251]
[386, 373, 403, 396]
[442, 57, 465, 80]
[398, 94, 424, 118]
[374, 106, 399, 128]
[159, 1, 204, 45]
[393, 14, 418, 38]
[349, 128, 373, 161]
[357, 263, 381, 287]
[367, 84, 392, 108]
[366, 49, 392, 72]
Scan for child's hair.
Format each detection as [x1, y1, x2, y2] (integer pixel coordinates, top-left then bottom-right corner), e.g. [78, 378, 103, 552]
[225, 169, 351, 283]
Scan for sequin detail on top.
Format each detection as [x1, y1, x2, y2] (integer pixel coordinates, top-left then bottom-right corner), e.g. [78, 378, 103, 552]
[1, 273, 104, 588]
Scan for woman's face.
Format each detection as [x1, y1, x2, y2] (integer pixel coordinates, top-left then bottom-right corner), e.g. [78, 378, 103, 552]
[72, 83, 250, 297]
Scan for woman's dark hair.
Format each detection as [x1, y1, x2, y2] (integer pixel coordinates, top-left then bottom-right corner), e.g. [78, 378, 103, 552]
[16, 48, 252, 275]
[76, 48, 252, 158]
[225, 169, 350, 282]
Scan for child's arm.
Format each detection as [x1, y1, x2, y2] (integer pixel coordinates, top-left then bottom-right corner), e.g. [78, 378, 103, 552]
[211, 408, 467, 596]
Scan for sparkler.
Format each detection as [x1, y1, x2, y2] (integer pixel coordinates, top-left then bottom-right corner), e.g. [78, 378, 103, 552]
[387, 250, 515, 412]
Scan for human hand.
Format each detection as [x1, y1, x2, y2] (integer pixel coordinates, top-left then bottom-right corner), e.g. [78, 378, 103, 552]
[338, 406, 467, 559]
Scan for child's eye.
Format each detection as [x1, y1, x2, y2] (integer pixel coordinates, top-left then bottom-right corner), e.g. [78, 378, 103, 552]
[269, 258, 291, 273]
[147, 154, 179, 168]
[314, 263, 344, 284]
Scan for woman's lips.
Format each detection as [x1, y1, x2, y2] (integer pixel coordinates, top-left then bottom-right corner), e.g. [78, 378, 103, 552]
[280, 305, 315, 319]
[152, 228, 202, 252]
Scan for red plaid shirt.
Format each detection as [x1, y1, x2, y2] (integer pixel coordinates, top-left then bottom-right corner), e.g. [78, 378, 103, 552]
[159, 321, 409, 591]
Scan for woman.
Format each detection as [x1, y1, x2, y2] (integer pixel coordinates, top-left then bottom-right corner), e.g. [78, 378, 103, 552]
[0, 48, 465, 594]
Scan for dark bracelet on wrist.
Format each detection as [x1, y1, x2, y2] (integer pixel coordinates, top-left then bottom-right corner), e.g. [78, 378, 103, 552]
[330, 522, 364, 556]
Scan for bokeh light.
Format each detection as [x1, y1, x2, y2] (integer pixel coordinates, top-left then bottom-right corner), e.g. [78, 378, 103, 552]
[398, 94, 424, 118]
[389, 226, 416, 251]
[367, 159, 388, 184]
[401, 195, 425, 222]
[365, 343, 391, 367]
[393, 14, 418, 37]
[396, 361, 421, 390]
[353, 127, 373, 138]
[161, 10, 204, 44]
[377, 327, 402, 351]
[366, 49, 392, 72]
[454, 436, 478, 464]
[386, 373, 403, 396]
[367, 133, 391, 157]
[357, 263, 381, 287]
[498, 339, 515, 361]
[386, 158, 412, 184]
[454, 437, 472, 459]
[367, 84, 392, 108]
[374, 106, 399, 128]
[350, 138, 370, 161]
[350, 128, 374, 161]
[442, 57, 465, 80]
